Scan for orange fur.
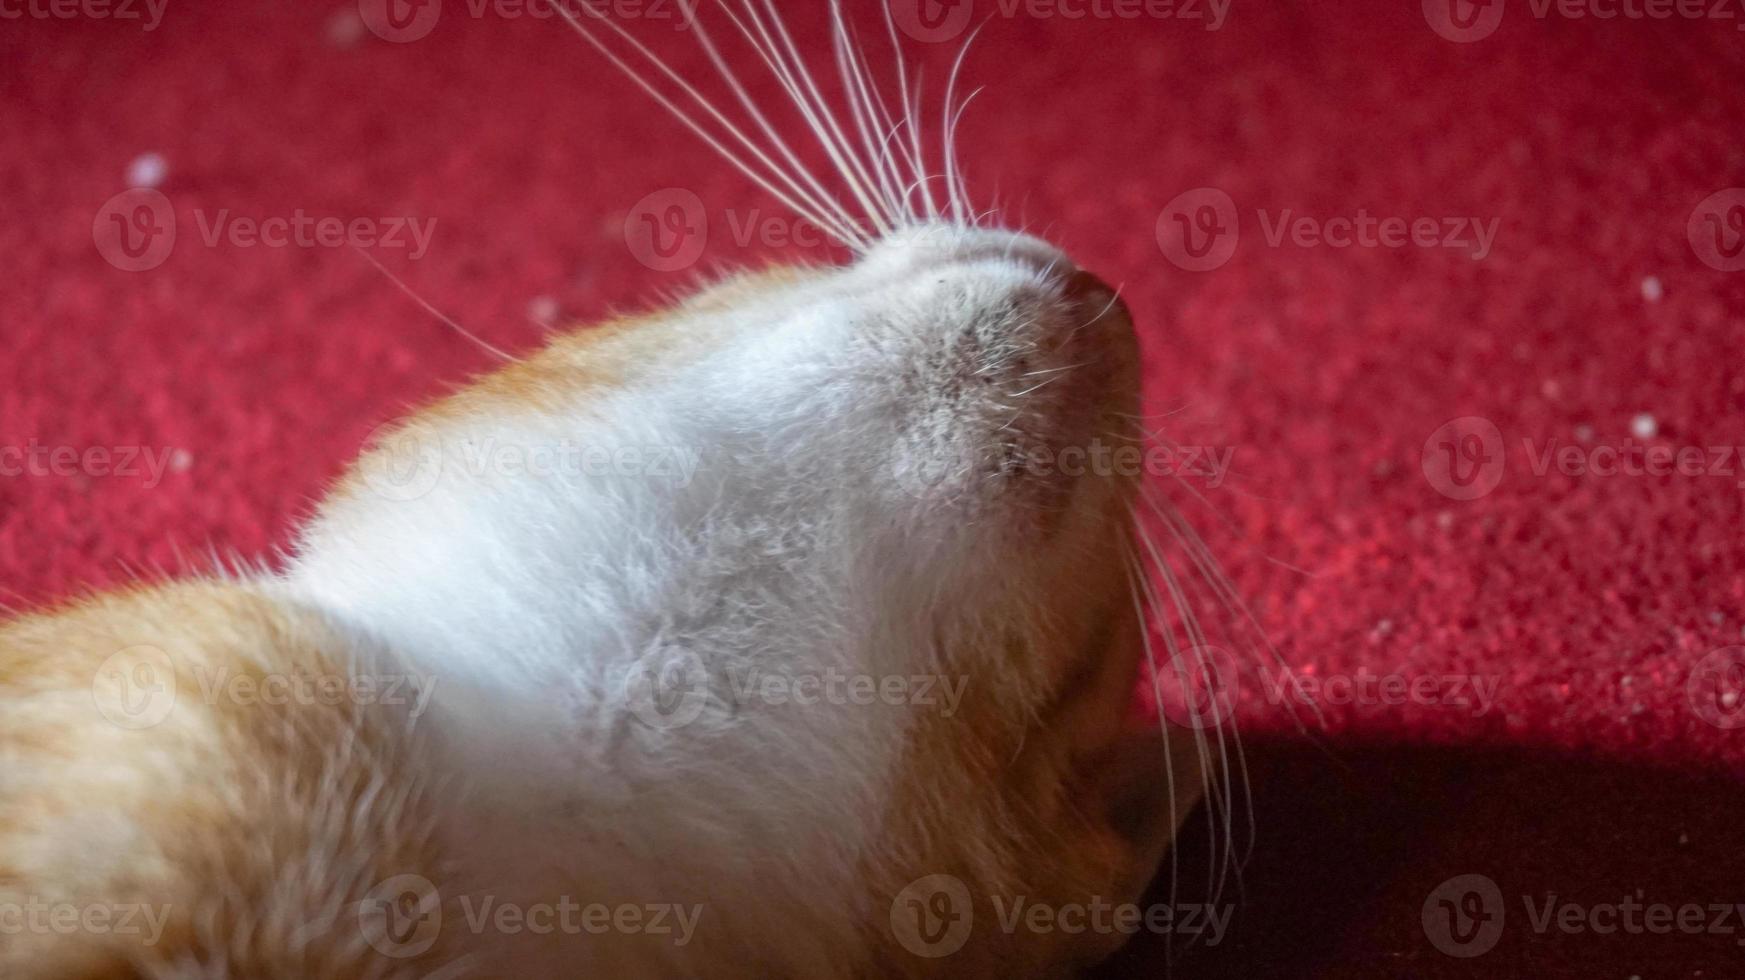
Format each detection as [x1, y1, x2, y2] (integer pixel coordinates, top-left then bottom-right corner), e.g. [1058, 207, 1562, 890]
[332, 267, 826, 506]
[0, 259, 1195, 977]
[0, 583, 453, 978]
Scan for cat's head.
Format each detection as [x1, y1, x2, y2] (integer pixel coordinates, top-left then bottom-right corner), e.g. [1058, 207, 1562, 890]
[299, 0, 1220, 969]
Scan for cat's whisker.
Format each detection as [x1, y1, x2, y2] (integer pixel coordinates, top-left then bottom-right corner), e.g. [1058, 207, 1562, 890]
[548, 1, 870, 248]
[743, 0, 897, 237]
[1109, 405, 1197, 423]
[828, 6, 909, 227]
[1138, 484, 1274, 890]
[1015, 360, 1090, 379]
[1135, 533, 1229, 937]
[1140, 481, 1325, 736]
[944, 85, 983, 225]
[1062, 282, 1126, 345]
[875, 2, 938, 222]
[941, 24, 984, 224]
[1133, 512, 1249, 922]
[1125, 540, 1184, 972]
[350, 245, 513, 361]
[875, 118, 934, 222]
[1008, 374, 1067, 399]
[713, 0, 892, 237]
[685, 4, 875, 238]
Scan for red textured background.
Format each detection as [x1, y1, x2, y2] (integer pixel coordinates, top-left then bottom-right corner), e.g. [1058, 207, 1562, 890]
[5, 1, 1745, 976]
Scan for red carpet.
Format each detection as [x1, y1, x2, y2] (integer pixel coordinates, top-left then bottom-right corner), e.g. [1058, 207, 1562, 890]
[5, 1, 1744, 976]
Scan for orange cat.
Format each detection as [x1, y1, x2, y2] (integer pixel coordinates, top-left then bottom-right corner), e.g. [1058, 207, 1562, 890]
[2, 4, 1224, 976]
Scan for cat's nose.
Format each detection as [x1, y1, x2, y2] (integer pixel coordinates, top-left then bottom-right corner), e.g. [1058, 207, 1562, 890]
[1030, 266, 1132, 378]
[861, 224, 1067, 277]
[1058, 268, 1127, 329]
[860, 227, 1130, 333]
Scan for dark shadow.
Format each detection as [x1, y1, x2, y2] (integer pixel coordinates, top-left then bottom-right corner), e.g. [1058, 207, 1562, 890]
[1091, 737, 1745, 979]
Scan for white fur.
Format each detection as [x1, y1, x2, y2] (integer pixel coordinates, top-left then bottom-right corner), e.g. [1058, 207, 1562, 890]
[283, 229, 1112, 975]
